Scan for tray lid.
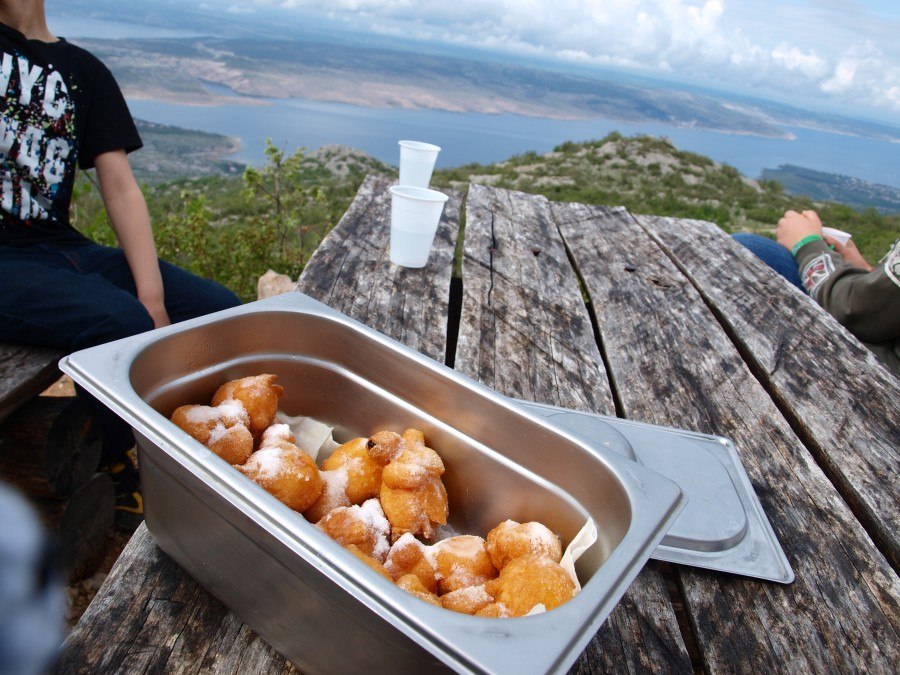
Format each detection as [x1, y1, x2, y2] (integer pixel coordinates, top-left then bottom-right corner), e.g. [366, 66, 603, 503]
[517, 401, 794, 584]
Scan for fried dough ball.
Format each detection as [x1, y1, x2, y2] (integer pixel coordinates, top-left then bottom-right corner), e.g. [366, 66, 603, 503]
[345, 544, 393, 582]
[384, 533, 438, 593]
[315, 499, 391, 562]
[475, 603, 512, 618]
[396, 574, 441, 607]
[170, 400, 253, 464]
[483, 554, 576, 617]
[211, 374, 284, 438]
[236, 424, 323, 512]
[321, 437, 383, 504]
[380, 429, 448, 541]
[303, 467, 352, 523]
[440, 584, 494, 615]
[432, 535, 498, 595]
[366, 430, 404, 466]
[485, 520, 563, 570]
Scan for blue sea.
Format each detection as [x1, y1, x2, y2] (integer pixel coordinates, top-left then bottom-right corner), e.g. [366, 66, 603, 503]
[129, 94, 900, 189]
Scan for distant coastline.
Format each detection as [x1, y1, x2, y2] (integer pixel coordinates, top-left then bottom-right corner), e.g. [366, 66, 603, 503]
[127, 94, 900, 191]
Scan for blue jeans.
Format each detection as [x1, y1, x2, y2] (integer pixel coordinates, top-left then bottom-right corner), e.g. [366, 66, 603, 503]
[0, 237, 242, 464]
[732, 233, 805, 292]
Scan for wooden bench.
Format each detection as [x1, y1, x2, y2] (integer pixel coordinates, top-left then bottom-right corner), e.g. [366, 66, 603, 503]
[56, 176, 899, 673]
[0, 343, 112, 580]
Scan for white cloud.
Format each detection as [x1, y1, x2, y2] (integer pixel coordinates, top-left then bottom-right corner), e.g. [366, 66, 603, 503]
[243, 0, 900, 113]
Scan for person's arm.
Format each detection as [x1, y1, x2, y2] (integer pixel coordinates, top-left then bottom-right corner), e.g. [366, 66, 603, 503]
[94, 150, 170, 328]
[778, 210, 900, 343]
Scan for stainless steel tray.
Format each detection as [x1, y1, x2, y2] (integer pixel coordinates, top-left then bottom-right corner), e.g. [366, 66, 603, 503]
[517, 401, 794, 584]
[60, 291, 685, 675]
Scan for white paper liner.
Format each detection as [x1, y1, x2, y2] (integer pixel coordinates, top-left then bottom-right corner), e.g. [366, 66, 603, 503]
[275, 412, 340, 461]
[560, 518, 597, 594]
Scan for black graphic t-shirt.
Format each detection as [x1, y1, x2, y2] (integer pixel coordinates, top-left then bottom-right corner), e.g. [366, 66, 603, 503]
[0, 22, 141, 245]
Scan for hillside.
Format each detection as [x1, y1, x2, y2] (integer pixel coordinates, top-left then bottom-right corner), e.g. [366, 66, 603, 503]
[132, 119, 244, 182]
[74, 134, 899, 302]
[431, 134, 900, 260]
[761, 165, 900, 214]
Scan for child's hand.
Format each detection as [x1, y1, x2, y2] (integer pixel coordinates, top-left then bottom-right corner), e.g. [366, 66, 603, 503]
[826, 236, 873, 271]
[777, 210, 823, 251]
[140, 297, 171, 328]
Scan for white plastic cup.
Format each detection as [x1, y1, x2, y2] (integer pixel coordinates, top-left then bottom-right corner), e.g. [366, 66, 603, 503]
[398, 140, 441, 188]
[822, 226, 851, 245]
[389, 185, 449, 268]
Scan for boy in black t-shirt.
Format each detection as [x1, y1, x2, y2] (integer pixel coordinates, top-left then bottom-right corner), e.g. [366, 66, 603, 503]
[0, 1, 242, 524]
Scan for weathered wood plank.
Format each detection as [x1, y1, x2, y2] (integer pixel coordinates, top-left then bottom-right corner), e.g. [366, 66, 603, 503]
[457, 184, 691, 673]
[33, 472, 114, 582]
[0, 343, 64, 424]
[53, 524, 299, 674]
[555, 202, 900, 673]
[636, 214, 900, 570]
[298, 174, 460, 362]
[456, 183, 615, 414]
[0, 396, 102, 499]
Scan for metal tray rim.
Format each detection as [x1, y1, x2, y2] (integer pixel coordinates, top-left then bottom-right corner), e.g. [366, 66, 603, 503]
[59, 291, 687, 673]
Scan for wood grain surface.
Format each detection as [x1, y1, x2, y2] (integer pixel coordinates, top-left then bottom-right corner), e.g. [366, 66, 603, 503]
[0, 343, 64, 424]
[636, 213, 900, 570]
[54, 525, 298, 674]
[555, 201, 899, 673]
[457, 184, 692, 673]
[0, 396, 101, 499]
[299, 174, 460, 362]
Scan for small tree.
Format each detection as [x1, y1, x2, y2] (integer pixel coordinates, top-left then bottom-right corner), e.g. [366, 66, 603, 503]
[242, 139, 326, 266]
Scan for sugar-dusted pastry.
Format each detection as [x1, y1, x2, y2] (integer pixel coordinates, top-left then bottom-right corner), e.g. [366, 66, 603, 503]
[211, 374, 284, 438]
[303, 467, 352, 523]
[483, 553, 576, 617]
[321, 437, 383, 504]
[384, 533, 438, 594]
[379, 428, 448, 541]
[345, 544, 393, 583]
[170, 399, 253, 465]
[440, 584, 494, 615]
[475, 603, 512, 618]
[315, 499, 391, 562]
[366, 430, 404, 466]
[236, 424, 323, 512]
[485, 520, 563, 570]
[431, 535, 498, 595]
[396, 574, 441, 607]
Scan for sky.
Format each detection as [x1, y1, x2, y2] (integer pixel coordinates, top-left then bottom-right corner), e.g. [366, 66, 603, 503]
[46, 0, 900, 124]
[209, 0, 900, 123]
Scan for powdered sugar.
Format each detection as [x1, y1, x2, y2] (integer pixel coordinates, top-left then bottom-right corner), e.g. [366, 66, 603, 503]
[183, 404, 221, 425]
[207, 422, 229, 445]
[215, 399, 249, 424]
[261, 423, 293, 446]
[244, 446, 288, 480]
[448, 584, 491, 604]
[522, 522, 559, 551]
[358, 499, 391, 560]
[318, 467, 350, 506]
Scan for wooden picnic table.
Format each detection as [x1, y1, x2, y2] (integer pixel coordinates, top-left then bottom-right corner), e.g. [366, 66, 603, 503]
[55, 175, 899, 673]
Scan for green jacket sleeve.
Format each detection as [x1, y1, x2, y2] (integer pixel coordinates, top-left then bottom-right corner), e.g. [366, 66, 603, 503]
[794, 239, 900, 343]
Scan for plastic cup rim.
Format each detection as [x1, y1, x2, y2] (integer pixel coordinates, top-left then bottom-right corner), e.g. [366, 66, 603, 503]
[390, 185, 449, 203]
[822, 226, 851, 242]
[398, 140, 442, 152]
